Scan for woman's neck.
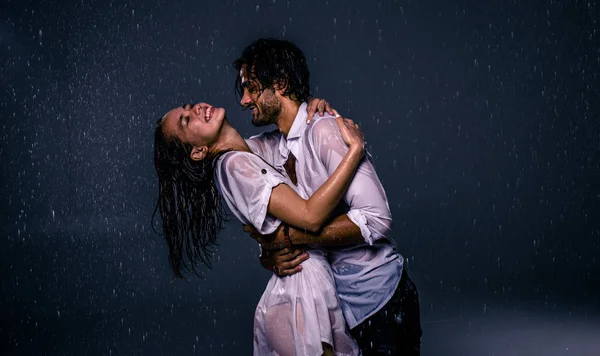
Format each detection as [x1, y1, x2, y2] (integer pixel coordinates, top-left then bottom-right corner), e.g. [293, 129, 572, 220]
[209, 120, 250, 156]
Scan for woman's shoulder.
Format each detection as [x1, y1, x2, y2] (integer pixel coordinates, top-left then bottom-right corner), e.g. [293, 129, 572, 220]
[218, 150, 259, 165]
[216, 151, 265, 175]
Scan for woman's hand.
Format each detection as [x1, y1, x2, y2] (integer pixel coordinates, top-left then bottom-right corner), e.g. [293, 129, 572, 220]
[306, 98, 335, 124]
[336, 116, 365, 155]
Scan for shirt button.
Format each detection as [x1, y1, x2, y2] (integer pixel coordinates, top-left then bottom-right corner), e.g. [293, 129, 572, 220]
[261, 169, 267, 174]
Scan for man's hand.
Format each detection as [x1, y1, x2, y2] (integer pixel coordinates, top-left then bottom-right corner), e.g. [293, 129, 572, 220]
[244, 224, 288, 249]
[259, 247, 309, 277]
[244, 224, 309, 276]
[306, 98, 338, 125]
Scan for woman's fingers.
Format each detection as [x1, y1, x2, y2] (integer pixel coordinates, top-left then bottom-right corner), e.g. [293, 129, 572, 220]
[316, 99, 327, 116]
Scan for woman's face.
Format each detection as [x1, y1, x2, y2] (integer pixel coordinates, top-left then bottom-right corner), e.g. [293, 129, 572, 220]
[162, 103, 226, 148]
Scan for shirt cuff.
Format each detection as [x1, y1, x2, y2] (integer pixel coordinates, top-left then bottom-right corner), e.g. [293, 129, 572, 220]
[254, 173, 287, 235]
[346, 209, 373, 245]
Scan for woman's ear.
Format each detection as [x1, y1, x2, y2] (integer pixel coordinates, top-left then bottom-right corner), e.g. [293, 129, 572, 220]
[190, 146, 208, 161]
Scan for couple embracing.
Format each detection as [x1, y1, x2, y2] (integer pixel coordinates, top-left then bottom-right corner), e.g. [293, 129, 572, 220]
[154, 38, 422, 356]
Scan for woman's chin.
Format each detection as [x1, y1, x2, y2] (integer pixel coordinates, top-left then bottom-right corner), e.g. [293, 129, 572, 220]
[213, 107, 226, 122]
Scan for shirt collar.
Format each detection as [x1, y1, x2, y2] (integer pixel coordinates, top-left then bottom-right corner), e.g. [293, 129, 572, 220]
[287, 102, 308, 141]
[278, 102, 308, 159]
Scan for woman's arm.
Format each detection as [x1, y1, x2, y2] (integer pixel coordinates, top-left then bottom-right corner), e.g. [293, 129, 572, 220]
[266, 117, 364, 232]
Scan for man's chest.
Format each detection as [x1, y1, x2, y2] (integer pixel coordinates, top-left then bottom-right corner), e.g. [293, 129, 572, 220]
[286, 151, 329, 199]
[254, 137, 329, 197]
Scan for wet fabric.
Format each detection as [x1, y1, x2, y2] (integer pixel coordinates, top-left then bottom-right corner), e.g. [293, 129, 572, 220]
[349, 269, 422, 355]
[215, 151, 360, 355]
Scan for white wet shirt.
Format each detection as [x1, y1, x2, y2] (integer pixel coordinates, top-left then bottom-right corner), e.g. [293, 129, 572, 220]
[246, 102, 404, 329]
[215, 150, 361, 356]
[215, 151, 290, 235]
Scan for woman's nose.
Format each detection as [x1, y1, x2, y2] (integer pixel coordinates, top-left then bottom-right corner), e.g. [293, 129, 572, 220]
[193, 104, 202, 115]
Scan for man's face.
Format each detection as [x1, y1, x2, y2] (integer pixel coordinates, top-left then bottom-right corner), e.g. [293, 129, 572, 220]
[239, 65, 282, 127]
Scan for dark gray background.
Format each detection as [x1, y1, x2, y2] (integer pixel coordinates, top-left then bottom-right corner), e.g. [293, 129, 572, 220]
[1, 0, 599, 355]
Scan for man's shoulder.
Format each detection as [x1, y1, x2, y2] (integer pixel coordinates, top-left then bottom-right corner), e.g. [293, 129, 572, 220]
[309, 113, 337, 124]
[305, 114, 339, 138]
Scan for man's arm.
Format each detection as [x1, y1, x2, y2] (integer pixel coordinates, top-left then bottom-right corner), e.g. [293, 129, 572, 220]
[252, 214, 362, 275]
[311, 118, 393, 244]
[249, 118, 393, 250]
[289, 214, 364, 246]
[249, 212, 364, 250]
[246, 198, 364, 247]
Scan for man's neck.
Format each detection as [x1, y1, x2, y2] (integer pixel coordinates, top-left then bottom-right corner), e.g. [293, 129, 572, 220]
[275, 99, 302, 137]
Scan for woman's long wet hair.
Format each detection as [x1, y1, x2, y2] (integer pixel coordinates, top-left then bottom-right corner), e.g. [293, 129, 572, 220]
[152, 118, 227, 278]
[233, 38, 312, 104]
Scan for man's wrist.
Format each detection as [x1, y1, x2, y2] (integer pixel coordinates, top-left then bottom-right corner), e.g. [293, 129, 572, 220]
[288, 226, 308, 245]
[260, 226, 307, 249]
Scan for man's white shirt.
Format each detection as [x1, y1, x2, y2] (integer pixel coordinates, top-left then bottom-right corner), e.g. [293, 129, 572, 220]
[246, 102, 404, 328]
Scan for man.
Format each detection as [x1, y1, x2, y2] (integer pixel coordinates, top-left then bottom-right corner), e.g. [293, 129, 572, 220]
[235, 38, 422, 355]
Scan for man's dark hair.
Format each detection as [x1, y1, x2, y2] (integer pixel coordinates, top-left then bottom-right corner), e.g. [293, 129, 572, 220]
[233, 38, 312, 103]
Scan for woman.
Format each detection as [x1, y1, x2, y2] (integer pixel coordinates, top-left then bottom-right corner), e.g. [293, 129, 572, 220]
[154, 101, 363, 356]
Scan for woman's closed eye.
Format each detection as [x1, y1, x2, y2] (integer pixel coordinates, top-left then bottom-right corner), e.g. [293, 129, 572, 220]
[179, 115, 189, 128]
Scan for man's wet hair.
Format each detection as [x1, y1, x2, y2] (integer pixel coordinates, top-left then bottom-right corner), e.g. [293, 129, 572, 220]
[233, 38, 312, 103]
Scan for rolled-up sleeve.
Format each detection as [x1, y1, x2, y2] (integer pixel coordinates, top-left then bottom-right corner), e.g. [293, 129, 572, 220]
[310, 118, 392, 244]
[215, 151, 291, 235]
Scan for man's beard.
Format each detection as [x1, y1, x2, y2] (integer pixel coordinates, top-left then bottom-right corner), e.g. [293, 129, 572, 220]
[251, 90, 281, 127]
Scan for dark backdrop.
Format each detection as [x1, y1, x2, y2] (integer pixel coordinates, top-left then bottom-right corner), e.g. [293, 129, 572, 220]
[1, 0, 598, 355]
